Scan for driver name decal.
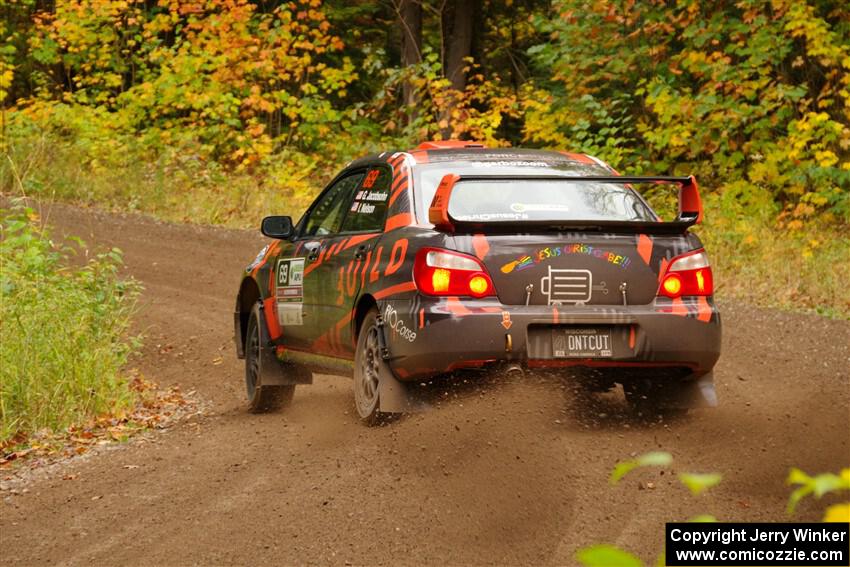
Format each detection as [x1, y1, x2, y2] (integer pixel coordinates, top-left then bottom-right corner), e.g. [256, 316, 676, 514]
[351, 191, 388, 214]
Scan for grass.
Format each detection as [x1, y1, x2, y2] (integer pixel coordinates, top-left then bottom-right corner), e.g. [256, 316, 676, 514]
[1, 105, 341, 227]
[702, 214, 850, 319]
[0, 204, 142, 444]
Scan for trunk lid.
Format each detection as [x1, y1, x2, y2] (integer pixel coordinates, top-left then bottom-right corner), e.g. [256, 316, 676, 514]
[461, 232, 691, 306]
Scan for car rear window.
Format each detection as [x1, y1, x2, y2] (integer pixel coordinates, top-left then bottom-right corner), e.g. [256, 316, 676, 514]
[446, 178, 655, 222]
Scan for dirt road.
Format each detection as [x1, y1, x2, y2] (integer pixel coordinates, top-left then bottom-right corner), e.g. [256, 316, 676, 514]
[2, 204, 849, 566]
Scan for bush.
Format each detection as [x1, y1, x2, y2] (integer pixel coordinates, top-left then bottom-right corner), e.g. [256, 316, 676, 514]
[0, 204, 141, 444]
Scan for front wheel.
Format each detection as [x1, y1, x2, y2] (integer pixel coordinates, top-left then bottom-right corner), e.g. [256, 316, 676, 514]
[353, 308, 398, 426]
[245, 303, 294, 413]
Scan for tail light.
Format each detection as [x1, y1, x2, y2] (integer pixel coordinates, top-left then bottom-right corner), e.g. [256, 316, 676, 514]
[658, 249, 713, 298]
[413, 247, 496, 298]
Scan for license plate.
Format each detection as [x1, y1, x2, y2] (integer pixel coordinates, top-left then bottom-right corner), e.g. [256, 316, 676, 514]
[552, 328, 613, 358]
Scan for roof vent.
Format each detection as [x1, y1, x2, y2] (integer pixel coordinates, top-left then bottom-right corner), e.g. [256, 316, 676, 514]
[414, 140, 487, 150]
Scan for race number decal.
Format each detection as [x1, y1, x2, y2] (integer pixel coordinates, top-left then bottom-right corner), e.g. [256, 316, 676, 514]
[277, 257, 304, 286]
[276, 258, 305, 326]
[362, 168, 380, 188]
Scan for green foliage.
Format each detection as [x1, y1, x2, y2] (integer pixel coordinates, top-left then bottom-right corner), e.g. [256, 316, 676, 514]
[577, 545, 643, 567]
[525, 0, 850, 227]
[609, 451, 673, 484]
[0, 104, 342, 226]
[679, 472, 723, 496]
[16, 0, 354, 166]
[786, 467, 850, 515]
[0, 204, 141, 443]
[700, 190, 850, 318]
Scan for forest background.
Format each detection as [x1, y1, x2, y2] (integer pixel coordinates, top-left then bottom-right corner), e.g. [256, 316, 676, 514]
[2, 0, 849, 316]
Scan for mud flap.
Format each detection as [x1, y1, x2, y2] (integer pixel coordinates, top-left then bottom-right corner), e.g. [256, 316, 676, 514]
[663, 371, 717, 408]
[373, 314, 428, 414]
[257, 303, 313, 386]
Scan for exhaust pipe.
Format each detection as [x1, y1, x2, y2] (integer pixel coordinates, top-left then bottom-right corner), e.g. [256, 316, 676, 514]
[504, 363, 525, 379]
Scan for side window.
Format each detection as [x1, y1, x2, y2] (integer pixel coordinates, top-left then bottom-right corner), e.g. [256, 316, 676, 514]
[302, 172, 365, 237]
[339, 167, 391, 233]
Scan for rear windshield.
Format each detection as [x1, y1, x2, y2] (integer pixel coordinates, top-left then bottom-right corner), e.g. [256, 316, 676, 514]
[446, 178, 655, 222]
[415, 164, 656, 223]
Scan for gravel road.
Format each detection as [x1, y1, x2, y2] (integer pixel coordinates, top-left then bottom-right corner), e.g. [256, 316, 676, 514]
[2, 203, 848, 566]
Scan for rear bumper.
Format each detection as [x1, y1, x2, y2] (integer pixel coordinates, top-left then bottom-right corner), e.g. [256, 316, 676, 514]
[379, 296, 721, 381]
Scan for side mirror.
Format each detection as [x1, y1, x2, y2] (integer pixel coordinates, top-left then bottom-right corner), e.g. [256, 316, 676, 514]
[261, 216, 294, 239]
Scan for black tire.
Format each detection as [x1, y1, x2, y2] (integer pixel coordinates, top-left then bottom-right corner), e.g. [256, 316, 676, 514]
[353, 308, 397, 426]
[245, 303, 295, 413]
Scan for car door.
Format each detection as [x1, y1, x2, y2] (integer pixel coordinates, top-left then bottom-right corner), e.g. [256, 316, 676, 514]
[285, 170, 366, 352]
[311, 165, 393, 357]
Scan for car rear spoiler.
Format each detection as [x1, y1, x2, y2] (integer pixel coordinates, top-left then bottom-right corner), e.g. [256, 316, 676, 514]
[428, 174, 703, 234]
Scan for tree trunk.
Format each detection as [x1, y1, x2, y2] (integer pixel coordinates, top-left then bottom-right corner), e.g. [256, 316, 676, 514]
[399, 0, 422, 114]
[444, 0, 473, 93]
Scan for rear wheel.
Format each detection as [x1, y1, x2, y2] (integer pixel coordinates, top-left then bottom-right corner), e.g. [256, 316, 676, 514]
[353, 308, 397, 426]
[245, 303, 294, 413]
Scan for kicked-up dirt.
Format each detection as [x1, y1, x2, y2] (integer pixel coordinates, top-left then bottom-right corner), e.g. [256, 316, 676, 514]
[1, 203, 848, 566]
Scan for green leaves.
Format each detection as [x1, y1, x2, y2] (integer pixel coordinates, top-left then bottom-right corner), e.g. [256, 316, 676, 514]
[786, 467, 850, 515]
[0, 204, 142, 444]
[525, 0, 850, 225]
[609, 453, 723, 499]
[610, 451, 673, 484]
[679, 473, 723, 496]
[577, 545, 644, 567]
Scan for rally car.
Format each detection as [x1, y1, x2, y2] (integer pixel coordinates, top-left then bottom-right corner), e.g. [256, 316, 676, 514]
[233, 141, 721, 423]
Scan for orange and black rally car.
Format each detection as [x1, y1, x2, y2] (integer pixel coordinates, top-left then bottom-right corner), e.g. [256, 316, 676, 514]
[234, 141, 721, 423]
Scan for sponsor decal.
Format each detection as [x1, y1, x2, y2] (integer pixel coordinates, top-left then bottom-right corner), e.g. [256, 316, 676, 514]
[277, 303, 303, 326]
[509, 203, 571, 213]
[500, 243, 632, 274]
[277, 286, 302, 299]
[540, 267, 593, 305]
[383, 304, 417, 342]
[276, 258, 305, 326]
[385, 238, 408, 275]
[333, 239, 410, 306]
[454, 212, 529, 221]
[470, 160, 551, 167]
